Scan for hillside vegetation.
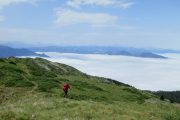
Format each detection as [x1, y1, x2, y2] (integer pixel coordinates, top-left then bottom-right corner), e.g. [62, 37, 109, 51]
[0, 57, 180, 120]
[154, 91, 180, 103]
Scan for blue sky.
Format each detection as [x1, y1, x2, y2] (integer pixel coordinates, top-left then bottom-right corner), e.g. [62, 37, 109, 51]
[0, 0, 179, 49]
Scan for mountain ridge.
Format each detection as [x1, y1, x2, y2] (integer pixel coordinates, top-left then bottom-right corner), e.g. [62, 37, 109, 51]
[0, 57, 180, 119]
[30, 46, 167, 59]
[0, 45, 48, 58]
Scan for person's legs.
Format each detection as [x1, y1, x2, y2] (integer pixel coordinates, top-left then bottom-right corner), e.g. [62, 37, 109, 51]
[64, 90, 68, 97]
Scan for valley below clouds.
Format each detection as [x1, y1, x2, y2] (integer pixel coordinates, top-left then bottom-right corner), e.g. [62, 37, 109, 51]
[42, 52, 180, 91]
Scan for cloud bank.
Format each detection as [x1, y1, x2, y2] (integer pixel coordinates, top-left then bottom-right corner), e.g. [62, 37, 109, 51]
[55, 0, 134, 27]
[55, 9, 118, 26]
[43, 52, 180, 91]
[66, 0, 134, 9]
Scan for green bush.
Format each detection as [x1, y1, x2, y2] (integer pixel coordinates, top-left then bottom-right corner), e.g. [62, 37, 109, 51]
[4, 74, 34, 87]
[70, 80, 104, 92]
[0, 111, 16, 120]
[0, 71, 4, 76]
[44, 72, 57, 78]
[36, 78, 60, 92]
[0, 65, 25, 74]
[4, 79, 34, 87]
[165, 112, 180, 120]
[9, 61, 17, 65]
[0, 59, 5, 62]
[160, 95, 165, 101]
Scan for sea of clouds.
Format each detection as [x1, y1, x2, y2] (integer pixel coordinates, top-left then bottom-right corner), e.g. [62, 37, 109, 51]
[38, 52, 180, 91]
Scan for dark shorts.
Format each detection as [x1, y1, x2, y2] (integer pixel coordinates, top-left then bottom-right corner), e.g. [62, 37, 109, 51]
[64, 89, 68, 94]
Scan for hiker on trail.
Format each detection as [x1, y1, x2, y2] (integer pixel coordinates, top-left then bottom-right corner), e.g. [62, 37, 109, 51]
[63, 83, 70, 97]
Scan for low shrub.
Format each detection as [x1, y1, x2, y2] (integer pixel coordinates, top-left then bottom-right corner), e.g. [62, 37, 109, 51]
[36, 78, 60, 92]
[4, 74, 34, 87]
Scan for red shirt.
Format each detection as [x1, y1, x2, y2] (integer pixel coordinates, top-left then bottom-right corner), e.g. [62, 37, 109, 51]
[63, 83, 70, 91]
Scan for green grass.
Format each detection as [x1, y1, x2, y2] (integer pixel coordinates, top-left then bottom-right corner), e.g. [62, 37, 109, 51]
[0, 87, 180, 120]
[0, 57, 180, 120]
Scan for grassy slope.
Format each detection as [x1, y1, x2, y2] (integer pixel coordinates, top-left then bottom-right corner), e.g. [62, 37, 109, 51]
[0, 57, 180, 120]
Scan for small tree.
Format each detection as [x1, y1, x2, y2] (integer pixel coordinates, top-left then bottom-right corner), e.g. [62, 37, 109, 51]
[160, 95, 165, 101]
[170, 99, 174, 103]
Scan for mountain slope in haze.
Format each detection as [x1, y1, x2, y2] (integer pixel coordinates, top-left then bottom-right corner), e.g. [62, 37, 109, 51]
[0, 57, 180, 120]
[154, 91, 180, 103]
[0, 45, 48, 58]
[147, 48, 180, 54]
[31, 46, 167, 59]
[3, 41, 180, 54]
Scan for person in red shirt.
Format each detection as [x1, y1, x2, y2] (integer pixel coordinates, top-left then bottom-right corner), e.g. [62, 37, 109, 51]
[63, 83, 70, 97]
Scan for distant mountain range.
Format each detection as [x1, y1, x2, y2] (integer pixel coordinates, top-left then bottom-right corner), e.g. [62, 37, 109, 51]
[2, 44, 179, 59]
[0, 45, 48, 58]
[146, 48, 180, 54]
[31, 46, 168, 59]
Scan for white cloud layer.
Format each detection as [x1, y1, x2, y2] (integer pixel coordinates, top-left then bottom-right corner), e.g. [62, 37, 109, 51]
[55, 9, 118, 26]
[67, 0, 134, 9]
[0, 0, 38, 8]
[43, 52, 180, 91]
